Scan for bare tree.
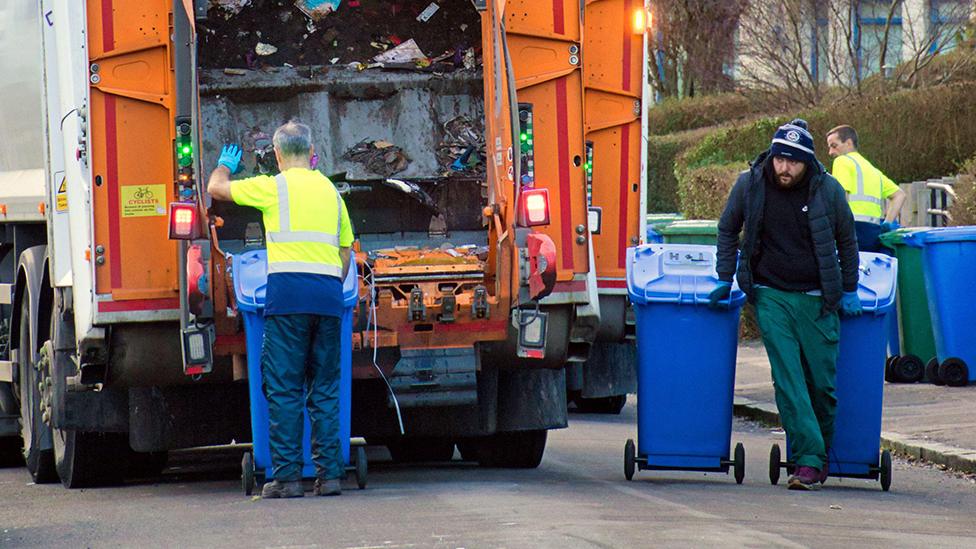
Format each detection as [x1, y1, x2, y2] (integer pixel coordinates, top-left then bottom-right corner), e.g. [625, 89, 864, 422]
[736, 0, 974, 106]
[649, 0, 750, 99]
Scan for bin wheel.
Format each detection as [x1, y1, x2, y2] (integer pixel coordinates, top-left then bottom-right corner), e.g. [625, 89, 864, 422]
[880, 450, 892, 492]
[769, 444, 781, 485]
[242, 451, 255, 496]
[894, 355, 925, 384]
[355, 445, 368, 489]
[925, 358, 944, 385]
[733, 442, 745, 485]
[624, 439, 636, 481]
[884, 356, 898, 383]
[939, 358, 970, 387]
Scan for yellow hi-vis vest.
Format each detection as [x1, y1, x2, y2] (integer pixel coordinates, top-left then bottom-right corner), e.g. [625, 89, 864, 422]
[231, 168, 354, 278]
[831, 152, 900, 225]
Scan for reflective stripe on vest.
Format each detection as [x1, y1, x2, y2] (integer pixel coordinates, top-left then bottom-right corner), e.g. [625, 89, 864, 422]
[843, 154, 884, 224]
[266, 173, 344, 276]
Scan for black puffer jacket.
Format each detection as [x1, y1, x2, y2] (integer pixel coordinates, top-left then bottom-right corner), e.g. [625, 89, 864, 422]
[716, 150, 860, 314]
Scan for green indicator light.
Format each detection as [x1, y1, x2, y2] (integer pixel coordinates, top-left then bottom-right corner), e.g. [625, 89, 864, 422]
[182, 146, 191, 155]
[520, 133, 528, 142]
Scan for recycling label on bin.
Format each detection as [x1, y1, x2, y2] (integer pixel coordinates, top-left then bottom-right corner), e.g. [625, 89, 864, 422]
[662, 248, 715, 268]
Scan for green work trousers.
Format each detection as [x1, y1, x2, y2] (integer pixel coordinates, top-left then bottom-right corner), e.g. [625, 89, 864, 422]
[755, 287, 839, 471]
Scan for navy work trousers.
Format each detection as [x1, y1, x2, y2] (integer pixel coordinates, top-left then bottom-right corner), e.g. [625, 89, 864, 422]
[261, 314, 343, 481]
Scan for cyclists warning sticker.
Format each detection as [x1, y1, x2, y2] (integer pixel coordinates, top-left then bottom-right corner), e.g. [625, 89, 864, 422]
[55, 177, 68, 212]
[121, 184, 166, 217]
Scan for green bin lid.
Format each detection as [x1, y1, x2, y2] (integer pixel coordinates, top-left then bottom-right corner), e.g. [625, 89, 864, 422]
[657, 219, 719, 236]
[646, 213, 684, 228]
[879, 227, 933, 248]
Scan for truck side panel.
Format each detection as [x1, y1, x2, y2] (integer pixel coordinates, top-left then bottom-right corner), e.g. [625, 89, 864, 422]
[87, 0, 180, 318]
[584, 0, 644, 288]
[505, 0, 589, 283]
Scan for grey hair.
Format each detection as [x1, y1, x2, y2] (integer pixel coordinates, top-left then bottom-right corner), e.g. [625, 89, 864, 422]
[272, 121, 313, 159]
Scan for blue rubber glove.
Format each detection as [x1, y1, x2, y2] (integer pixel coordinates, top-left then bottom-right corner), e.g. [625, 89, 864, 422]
[217, 144, 243, 173]
[708, 281, 732, 310]
[880, 220, 900, 233]
[841, 291, 862, 317]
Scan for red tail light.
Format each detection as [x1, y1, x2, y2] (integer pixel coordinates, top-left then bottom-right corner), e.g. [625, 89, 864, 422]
[169, 202, 201, 240]
[518, 188, 551, 227]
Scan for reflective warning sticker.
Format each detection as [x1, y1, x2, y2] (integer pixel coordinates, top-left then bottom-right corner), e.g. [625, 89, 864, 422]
[55, 177, 68, 212]
[121, 184, 166, 217]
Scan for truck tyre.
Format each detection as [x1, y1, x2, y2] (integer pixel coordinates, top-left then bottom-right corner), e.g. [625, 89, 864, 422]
[478, 430, 547, 469]
[53, 430, 128, 488]
[126, 450, 169, 479]
[17, 297, 56, 483]
[387, 438, 456, 463]
[0, 437, 24, 467]
[575, 394, 627, 415]
[46, 292, 129, 488]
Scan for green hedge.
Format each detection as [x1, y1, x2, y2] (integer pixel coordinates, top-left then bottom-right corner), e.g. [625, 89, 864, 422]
[676, 83, 976, 185]
[950, 156, 976, 226]
[676, 162, 747, 220]
[647, 128, 712, 212]
[648, 94, 755, 136]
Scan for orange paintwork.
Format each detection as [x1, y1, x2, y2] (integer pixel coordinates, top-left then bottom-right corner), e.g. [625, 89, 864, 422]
[88, 0, 179, 302]
[583, 0, 644, 280]
[505, 0, 589, 281]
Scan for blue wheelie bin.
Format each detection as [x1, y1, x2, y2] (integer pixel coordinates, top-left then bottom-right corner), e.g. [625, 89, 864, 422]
[768, 252, 898, 491]
[623, 244, 748, 484]
[233, 249, 366, 494]
[903, 226, 976, 387]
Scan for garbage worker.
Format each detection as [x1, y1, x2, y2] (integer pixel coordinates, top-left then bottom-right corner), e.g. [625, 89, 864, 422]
[709, 119, 862, 491]
[208, 120, 354, 498]
[826, 125, 907, 252]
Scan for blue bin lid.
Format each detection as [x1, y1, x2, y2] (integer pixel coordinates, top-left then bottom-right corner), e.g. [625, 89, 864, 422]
[232, 249, 359, 312]
[626, 244, 746, 307]
[856, 252, 898, 313]
[904, 225, 976, 246]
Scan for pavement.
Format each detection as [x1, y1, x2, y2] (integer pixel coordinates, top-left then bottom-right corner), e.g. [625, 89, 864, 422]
[3, 405, 976, 548]
[734, 341, 976, 474]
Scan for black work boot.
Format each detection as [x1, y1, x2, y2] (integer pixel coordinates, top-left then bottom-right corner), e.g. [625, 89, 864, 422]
[313, 478, 342, 496]
[261, 479, 304, 498]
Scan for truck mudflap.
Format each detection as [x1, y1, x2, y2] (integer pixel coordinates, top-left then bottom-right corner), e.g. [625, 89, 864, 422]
[388, 347, 478, 408]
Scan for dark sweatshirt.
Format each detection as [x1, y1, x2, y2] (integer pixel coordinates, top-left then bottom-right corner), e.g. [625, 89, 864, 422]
[753, 158, 821, 292]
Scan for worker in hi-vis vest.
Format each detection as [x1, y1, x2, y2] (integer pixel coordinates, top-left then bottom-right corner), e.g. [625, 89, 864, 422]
[208, 121, 354, 499]
[826, 125, 907, 253]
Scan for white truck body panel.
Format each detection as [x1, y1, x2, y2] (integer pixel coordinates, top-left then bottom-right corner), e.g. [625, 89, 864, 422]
[50, 0, 97, 338]
[0, 2, 46, 222]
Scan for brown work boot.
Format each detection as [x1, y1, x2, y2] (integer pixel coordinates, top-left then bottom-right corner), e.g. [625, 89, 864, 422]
[261, 479, 304, 499]
[313, 478, 342, 496]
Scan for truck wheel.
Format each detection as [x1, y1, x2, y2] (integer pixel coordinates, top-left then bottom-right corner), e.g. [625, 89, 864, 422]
[479, 430, 547, 469]
[126, 450, 168, 479]
[0, 437, 24, 467]
[455, 440, 481, 462]
[387, 438, 455, 463]
[16, 298, 56, 483]
[53, 429, 128, 488]
[575, 395, 627, 415]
